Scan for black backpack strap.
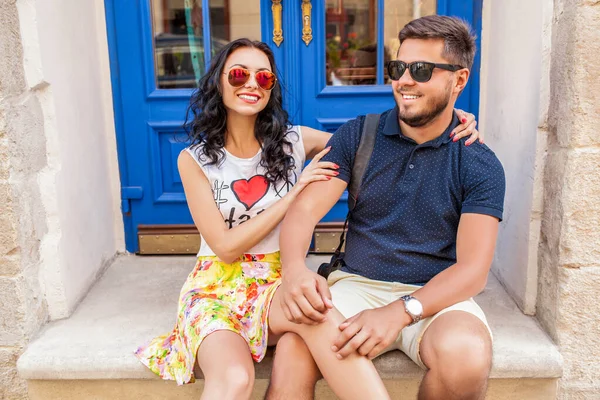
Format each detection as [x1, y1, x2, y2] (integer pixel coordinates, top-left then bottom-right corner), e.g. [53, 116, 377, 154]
[348, 114, 380, 211]
[331, 113, 380, 256]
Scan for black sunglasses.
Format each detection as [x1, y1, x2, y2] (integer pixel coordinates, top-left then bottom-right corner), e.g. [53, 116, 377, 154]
[387, 60, 464, 83]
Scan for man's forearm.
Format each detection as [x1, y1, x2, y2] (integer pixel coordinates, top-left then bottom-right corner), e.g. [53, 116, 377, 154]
[280, 200, 320, 271]
[401, 213, 499, 319]
[280, 179, 348, 272]
[408, 261, 488, 318]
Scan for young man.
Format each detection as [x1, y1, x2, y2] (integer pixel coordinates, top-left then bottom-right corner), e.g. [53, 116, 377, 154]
[266, 15, 505, 400]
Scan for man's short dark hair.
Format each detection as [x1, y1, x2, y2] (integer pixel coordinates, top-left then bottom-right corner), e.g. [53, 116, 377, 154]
[399, 15, 476, 70]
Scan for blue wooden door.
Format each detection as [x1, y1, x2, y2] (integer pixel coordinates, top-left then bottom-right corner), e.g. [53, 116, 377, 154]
[106, 0, 482, 252]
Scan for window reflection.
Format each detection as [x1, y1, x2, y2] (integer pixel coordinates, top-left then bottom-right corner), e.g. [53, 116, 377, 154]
[325, 0, 378, 86]
[325, 0, 437, 86]
[151, 0, 204, 89]
[151, 0, 260, 89]
[211, 0, 261, 45]
[383, 0, 436, 84]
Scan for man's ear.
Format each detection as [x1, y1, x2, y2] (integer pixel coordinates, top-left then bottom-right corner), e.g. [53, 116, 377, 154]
[454, 69, 470, 94]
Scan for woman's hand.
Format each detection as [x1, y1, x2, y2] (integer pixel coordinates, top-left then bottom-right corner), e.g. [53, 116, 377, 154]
[292, 146, 339, 194]
[452, 109, 482, 146]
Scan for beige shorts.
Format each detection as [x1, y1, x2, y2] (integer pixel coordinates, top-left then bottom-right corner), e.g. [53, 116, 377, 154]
[327, 270, 492, 369]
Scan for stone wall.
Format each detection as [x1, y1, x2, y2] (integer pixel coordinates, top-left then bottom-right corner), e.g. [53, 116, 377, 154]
[1, 0, 124, 397]
[0, 1, 49, 398]
[537, 0, 600, 397]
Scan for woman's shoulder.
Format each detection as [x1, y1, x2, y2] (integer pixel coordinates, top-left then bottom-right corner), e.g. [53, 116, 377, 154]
[182, 142, 204, 160]
[284, 125, 303, 143]
[179, 143, 210, 171]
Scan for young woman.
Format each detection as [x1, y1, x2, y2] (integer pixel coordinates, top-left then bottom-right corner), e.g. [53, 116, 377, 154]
[135, 38, 479, 400]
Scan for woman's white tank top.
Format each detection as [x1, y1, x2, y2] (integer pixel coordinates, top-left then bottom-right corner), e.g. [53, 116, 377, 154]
[184, 126, 305, 257]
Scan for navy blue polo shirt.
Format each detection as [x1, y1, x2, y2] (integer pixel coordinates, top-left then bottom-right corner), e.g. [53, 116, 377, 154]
[322, 107, 505, 285]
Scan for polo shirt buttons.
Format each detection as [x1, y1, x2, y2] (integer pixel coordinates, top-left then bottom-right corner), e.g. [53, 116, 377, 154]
[409, 164, 415, 169]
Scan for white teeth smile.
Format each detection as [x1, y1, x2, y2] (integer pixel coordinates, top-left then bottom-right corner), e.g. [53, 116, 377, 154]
[239, 94, 259, 102]
[402, 94, 420, 100]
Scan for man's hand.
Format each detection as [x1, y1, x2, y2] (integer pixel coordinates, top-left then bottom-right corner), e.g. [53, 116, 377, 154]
[280, 266, 333, 325]
[332, 302, 412, 359]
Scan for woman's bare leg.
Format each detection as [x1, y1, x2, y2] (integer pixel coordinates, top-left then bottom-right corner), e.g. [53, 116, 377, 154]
[268, 290, 390, 400]
[197, 330, 255, 400]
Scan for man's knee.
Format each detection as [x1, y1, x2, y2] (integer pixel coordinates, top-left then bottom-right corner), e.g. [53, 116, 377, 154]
[422, 313, 492, 384]
[434, 332, 491, 380]
[267, 333, 320, 400]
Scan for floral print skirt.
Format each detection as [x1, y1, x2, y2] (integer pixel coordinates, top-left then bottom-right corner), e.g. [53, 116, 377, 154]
[135, 252, 282, 385]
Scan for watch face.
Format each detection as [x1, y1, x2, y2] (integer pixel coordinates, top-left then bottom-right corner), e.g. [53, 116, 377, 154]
[406, 298, 423, 316]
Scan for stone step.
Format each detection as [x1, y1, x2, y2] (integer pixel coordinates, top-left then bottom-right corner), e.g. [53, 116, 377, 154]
[17, 255, 563, 399]
[25, 378, 559, 400]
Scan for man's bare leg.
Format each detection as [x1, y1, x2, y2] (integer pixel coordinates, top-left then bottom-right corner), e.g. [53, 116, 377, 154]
[268, 290, 390, 400]
[265, 333, 321, 400]
[418, 311, 492, 400]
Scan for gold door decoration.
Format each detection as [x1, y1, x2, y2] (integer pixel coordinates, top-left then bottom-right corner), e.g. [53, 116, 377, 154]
[301, 0, 312, 46]
[272, 0, 283, 47]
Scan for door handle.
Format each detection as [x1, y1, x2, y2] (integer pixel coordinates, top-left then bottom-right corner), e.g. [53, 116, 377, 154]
[301, 0, 312, 46]
[272, 0, 283, 47]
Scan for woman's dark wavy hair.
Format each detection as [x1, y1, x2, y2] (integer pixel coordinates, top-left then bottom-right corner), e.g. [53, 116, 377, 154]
[184, 38, 295, 185]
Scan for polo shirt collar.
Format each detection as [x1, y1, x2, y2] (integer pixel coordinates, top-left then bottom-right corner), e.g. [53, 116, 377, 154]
[382, 106, 402, 136]
[382, 106, 461, 148]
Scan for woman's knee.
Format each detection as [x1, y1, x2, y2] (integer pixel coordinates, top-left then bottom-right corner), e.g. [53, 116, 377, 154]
[204, 362, 255, 397]
[227, 363, 254, 393]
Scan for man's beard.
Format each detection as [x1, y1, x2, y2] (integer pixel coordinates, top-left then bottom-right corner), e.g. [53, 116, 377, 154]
[398, 81, 453, 128]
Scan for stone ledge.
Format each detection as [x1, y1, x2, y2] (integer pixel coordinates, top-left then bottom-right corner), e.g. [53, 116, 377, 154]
[17, 255, 562, 381]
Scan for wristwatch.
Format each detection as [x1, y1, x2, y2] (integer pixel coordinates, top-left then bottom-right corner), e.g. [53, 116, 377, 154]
[400, 295, 423, 326]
